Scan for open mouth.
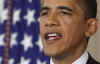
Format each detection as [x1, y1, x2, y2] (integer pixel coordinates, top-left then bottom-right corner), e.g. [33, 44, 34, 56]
[45, 32, 63, 41]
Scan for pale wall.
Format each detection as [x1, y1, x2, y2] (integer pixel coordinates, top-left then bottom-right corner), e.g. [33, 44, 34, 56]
[88, 0, 100, 62]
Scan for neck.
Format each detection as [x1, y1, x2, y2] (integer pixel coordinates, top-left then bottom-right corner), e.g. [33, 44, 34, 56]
[52, 40, 88, 64]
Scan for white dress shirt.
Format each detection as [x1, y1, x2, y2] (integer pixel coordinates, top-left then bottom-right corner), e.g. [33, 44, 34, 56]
[50, 51, 89, 64]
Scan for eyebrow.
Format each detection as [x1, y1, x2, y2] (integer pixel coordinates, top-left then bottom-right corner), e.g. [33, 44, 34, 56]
[40, 6, 73, 12]
[41, 7, 50, 12]
[57, 6, 73, 12]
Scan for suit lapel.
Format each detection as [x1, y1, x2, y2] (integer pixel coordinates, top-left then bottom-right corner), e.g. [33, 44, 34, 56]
[86, 54, 100, 64]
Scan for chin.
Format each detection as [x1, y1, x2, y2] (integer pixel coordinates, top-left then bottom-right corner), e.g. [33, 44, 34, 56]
[44, 52, 60, 57]
[43, 48, 65, 58]
[43, 49, 58, 56]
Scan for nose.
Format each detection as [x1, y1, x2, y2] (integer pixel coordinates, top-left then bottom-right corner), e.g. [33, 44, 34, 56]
[45, 13, 60, 27]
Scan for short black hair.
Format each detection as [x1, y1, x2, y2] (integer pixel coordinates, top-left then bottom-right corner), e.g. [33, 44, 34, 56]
[41, 0, 97, 19]
[77, 0, 97, 19]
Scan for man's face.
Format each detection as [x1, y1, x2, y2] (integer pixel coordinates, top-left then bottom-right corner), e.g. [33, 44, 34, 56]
[40, 0, 88, 56]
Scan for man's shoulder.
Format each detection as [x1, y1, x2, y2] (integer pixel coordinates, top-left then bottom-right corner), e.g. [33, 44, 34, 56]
[87, 54, 100, 64]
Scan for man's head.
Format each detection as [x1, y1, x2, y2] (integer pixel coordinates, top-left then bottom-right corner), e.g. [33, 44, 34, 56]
[40, 0, 98, 57]
[76, 0, 97, 19]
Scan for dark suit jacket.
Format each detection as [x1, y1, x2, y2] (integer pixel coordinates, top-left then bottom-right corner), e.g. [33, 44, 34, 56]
[86, 54, 100, 64]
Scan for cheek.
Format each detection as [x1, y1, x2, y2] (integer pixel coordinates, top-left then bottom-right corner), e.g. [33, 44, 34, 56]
[61, 22, 84, 46]
[40, 22, 46, 39]
[58, 15, 73, 25]
[65, 24, 86, 47]
[40, 22, 45, 31]
[40, 17, 46, 28]
[59, 17, 78, 42]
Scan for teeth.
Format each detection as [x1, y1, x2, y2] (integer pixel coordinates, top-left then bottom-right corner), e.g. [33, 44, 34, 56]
[48, 33, 57, 36]
[45, 32, 62, 41]
[47, 33, 57, 40]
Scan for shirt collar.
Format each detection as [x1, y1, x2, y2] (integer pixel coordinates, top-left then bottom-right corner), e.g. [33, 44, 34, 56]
[50, 51, 89, 64]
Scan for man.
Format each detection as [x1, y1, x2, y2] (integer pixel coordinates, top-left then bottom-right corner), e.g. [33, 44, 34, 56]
[40, 0, 100, 64]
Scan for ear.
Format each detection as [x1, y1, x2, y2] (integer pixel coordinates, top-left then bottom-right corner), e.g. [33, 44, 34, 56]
[85, 18, 98, 37]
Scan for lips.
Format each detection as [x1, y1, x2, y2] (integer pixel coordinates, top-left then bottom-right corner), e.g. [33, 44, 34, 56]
[45, 32, 63, 41]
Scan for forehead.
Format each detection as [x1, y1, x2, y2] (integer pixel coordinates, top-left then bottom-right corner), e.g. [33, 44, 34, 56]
[42, 0, 77, 8]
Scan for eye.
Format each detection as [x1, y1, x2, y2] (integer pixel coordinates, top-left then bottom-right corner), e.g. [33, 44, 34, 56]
[40, 10, 48, 16]
[60, 11, 72, 15]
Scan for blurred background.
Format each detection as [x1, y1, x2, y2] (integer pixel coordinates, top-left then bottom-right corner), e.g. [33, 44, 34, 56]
[88, 0, 100, 62]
